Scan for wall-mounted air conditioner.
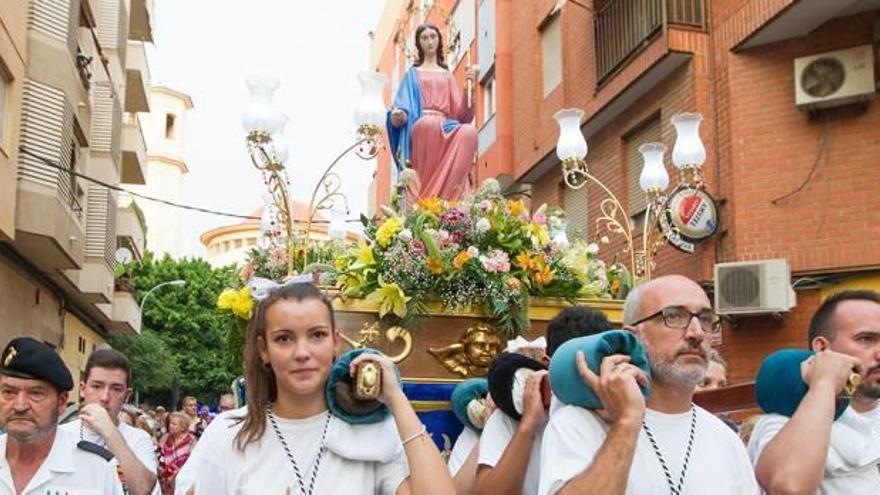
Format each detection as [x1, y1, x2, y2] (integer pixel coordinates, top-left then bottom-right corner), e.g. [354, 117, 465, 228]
[794, 45, 876, 110]
[715, 259, 796, 316]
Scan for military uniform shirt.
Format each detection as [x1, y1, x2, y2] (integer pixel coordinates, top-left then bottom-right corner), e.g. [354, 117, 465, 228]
[0, 427, 123, 495]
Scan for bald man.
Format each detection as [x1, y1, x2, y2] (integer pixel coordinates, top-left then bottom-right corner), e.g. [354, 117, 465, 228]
[539, 275, 758, 494]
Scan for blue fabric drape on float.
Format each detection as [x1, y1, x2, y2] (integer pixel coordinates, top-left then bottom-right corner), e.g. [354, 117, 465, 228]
[402, 382, 463, 453]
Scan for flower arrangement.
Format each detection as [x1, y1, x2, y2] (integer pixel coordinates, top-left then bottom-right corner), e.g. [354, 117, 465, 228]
[332, 179, 629, 336]
[216, 179, 630, 337]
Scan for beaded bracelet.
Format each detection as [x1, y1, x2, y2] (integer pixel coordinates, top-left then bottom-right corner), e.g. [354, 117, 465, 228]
[401, 424, 428, 446]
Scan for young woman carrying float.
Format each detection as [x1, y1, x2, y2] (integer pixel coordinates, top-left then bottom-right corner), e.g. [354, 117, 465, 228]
[178, 283, 455, 494]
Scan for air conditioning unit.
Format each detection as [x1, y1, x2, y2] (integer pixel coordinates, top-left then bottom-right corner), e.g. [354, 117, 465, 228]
[794, 45, 876, 110]
[714, 259, 796, 316]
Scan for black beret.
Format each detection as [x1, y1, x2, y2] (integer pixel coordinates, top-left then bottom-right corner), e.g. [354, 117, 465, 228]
[487, 352, 546, 421]
[0, 337, 73, 392]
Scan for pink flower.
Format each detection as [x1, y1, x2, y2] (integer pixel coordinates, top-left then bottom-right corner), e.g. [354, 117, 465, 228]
[268, 246, 288, 265]
[239, 262, 256, 282]
[480, 250, 511, 273]
[478, 200, 492, 212]
[532, 211, 547, 225]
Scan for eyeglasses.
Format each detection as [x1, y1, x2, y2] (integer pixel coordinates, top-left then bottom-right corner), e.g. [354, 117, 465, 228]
[629, 306, 722, 334]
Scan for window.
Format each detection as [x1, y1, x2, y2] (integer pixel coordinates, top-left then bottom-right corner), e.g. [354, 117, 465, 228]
[234, 239, 243, 249]
[541, 14, 562, 97]
[0, 69, 8, 146]
[482, 75, 496, 124]
[78, 336, 86, 354]
[626, 117, 663, 216]
[222, 241, 230, 252]
[165, 113, 176, 140]
[448, 0, 476, 69]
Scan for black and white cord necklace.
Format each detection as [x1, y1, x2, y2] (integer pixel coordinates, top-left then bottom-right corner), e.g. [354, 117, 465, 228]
[267, 403, 333, 495]
[642, 405, 697, 495]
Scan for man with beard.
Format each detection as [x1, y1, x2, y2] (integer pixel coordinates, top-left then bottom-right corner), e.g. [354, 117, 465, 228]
[60, 347, 158, 495]
[0, 337, 121, 494]
[748, 290, 880, 493]
[539, 275, 758, 494]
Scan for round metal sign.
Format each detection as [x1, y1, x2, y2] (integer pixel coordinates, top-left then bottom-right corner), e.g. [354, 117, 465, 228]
[660, 188, 718, 253]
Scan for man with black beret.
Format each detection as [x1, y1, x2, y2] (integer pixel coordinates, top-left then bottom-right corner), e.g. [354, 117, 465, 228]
[0, 337, 122, 494]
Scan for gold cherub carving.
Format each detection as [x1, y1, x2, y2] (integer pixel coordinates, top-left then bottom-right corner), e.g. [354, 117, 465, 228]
[428, 324, 503, 377]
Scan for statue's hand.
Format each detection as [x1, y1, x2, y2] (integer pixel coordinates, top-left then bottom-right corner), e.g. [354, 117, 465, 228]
[391, 108, 407, 127]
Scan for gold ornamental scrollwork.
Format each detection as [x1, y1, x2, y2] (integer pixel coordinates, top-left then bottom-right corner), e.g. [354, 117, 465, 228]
[428, 324, 503, 377]
[339, 321, 413, 364]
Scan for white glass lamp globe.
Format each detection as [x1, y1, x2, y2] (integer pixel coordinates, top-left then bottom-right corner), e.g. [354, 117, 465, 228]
[553, 108, 588, 162]
[638, 142, 669, 191]
[671, 113, 706, 169]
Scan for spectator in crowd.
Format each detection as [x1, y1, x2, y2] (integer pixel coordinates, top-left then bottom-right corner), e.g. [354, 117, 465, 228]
[696, 349, 728, 392]
[154, 405, 168, 439]
[539, 275, 758, 494]
[158, 412, 196, 495]
[180, 396, 206, 438]
[748, 290, 880, 493]
[218, 393, 236, 413]
[60, 347, 158, 495]
[475, 305, 613, 495]
[135, 414, 157, 447]
[0, 337, 121, 494]
[119, 404, 138, 426]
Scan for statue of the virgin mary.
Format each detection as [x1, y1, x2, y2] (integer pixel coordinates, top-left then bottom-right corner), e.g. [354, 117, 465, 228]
[386, 23, 478, 201]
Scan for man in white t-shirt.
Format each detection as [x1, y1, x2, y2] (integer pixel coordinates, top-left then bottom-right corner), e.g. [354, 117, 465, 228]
[539, 275, 759, 494]
[748, 289, 880, 493]
[61, 347, 158, 495]
[475, 306, 612, 495]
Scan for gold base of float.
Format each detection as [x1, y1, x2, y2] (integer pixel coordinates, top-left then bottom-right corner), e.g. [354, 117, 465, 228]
[330, 293, 623, 380]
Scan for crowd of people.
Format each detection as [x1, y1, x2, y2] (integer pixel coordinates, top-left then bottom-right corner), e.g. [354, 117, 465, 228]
[0, 275, 877, 494]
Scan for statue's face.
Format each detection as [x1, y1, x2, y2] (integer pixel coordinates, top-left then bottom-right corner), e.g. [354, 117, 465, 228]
[465, 330, 501, 367]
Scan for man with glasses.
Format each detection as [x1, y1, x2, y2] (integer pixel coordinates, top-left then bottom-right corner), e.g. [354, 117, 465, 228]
[61, 347, 158, 495]
[0, 337, 121, 494]
[748, 290, 880, 493]
[539, 275, 758, 494]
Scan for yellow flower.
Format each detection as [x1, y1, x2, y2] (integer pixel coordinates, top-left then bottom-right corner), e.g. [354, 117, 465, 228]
[341, 272, 365, 295]
[334, 255, 349, 271]
[354, 242, 375, 267]
[368, 280, 411, 318]
[375, 217, 403, 247]
[218, 287, 254, 319]
[507, 199, 528, 218]
[426, 256, 445, 274]
[416, 197, 444, 216]
[514, 252, 535, 271]
[524, 223, 550, 247]
[505, 277, 522, 290]
[452, 251, 471, 270]
[533, 265, 555, 286]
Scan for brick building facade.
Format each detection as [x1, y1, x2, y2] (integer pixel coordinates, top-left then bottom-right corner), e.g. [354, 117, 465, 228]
[372, 0, 880, 383]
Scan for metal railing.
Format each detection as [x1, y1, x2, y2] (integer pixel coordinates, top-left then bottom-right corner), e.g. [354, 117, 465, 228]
[595, 0, 706, 84]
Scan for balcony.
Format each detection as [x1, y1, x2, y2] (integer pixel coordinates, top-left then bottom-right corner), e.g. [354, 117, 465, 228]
[121, 115, 148, 184]
[110, 290, 142, 335]
[736, 0, 880, 50]
[129, 0, 154, 42]
[116, 194, 146, 259]
[124, 40, 151, 113]
[595, 0, 705, 84]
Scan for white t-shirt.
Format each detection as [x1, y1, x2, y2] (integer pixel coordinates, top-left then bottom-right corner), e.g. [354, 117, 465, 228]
[0, 427, 123, 495]
[477, 409, 545, 495]
[448, 426, 479, 476]
[180, 407, 408, 495]
[61, 419, 158, 473]
[539, 405, 759, 495]
[748, 404, 880, 494]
